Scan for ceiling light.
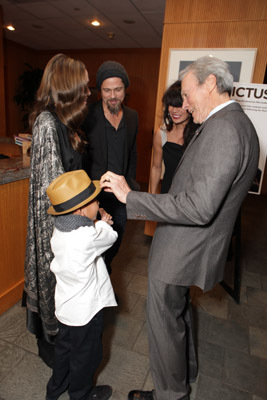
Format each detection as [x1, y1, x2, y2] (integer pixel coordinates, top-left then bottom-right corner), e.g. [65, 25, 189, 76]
[91, 20, 101, 27]
[6, 25, 15, 31]
[107, 32, 115, 40]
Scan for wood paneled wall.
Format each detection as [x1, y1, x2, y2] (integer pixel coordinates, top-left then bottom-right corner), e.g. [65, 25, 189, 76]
[155, 0, 267, 186]
[145, 0, 267, 235]
[155, 0, 267, 128]
[0, 6, 6, 136]
[36, 48, 161, 183]
[4, 45, 160, 183]
[4, 40, 37, 137]
[0, 178, 29, 314]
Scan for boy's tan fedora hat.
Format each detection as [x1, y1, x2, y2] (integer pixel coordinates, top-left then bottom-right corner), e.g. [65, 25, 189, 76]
[46, 169, 101, 215]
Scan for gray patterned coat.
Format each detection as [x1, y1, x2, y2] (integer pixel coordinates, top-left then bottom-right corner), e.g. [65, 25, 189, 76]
[24, 111, 65, 336]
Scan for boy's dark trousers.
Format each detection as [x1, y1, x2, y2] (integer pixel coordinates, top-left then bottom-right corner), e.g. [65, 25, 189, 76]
[98, 192, 127, 274]
[46, 310, 103, 400]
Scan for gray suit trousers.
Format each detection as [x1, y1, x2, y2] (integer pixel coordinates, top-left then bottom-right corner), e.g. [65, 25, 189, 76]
[147, 277, 198, 400]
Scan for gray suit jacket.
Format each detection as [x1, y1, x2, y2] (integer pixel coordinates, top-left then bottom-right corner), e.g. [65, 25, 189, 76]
[127, 102, 259, 291]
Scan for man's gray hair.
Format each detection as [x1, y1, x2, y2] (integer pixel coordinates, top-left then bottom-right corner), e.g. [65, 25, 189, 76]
[179, 56, 233, 95]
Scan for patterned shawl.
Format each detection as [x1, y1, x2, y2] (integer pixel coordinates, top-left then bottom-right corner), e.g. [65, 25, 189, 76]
[24, 111, 65, 336]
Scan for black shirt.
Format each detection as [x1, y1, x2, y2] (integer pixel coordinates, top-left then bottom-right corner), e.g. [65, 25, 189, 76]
[105, 115, 125, 175]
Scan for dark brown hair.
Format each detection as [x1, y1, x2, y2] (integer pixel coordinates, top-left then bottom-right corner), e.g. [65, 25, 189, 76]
[162, 81, 184, 132]
[29, 53, 89, 152]
[162, 80, 198, 148]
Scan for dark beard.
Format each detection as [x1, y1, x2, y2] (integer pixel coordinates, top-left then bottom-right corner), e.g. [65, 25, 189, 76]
[107, 100, 121, 115]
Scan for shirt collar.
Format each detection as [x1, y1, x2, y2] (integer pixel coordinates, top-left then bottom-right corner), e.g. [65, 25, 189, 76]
[205, 99, 236, 121]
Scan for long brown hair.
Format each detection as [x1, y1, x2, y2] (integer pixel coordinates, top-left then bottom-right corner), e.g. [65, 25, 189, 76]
[29, 53, 89, 152]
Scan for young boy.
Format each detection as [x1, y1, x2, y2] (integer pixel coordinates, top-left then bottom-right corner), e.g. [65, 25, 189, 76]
[45, 169, 118, 400]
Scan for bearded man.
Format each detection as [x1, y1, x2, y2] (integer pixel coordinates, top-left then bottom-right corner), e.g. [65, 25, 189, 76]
[82, 61, 139, 274]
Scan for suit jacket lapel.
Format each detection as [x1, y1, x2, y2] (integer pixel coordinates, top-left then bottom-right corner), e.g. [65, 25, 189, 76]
[173, 125, 201, 176]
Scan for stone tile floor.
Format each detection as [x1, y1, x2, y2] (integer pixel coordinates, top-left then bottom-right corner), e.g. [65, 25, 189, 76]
[0, 193, 266, 400]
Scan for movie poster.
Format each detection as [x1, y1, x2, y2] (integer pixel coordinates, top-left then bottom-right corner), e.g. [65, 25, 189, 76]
[232, 83, 267, 194]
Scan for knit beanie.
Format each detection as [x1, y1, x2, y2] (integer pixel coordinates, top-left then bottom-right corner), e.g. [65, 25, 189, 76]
[96, 61, 130, 90]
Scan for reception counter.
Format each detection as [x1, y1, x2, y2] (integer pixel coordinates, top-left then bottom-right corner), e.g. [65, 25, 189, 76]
[0, 141, 30, 314]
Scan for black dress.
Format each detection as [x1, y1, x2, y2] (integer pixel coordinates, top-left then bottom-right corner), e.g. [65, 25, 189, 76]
[55, 114, 83, 172]
[160, 129, 183, 194]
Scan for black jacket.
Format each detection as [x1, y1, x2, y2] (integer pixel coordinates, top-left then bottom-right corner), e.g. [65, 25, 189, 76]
[82, 100, 139, 190]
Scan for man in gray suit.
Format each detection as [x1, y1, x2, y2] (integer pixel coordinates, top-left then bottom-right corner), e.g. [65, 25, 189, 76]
[100, 56, 259, 400]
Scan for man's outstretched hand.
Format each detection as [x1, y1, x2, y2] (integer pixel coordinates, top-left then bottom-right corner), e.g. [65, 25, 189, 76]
[100, 171, 131, 204]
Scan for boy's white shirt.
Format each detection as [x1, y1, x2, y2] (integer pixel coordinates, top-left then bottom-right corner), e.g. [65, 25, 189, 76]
[50, 220, 118, 326]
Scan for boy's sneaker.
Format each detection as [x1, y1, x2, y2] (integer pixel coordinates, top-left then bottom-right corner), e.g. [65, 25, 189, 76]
[88, 385, 112, 400]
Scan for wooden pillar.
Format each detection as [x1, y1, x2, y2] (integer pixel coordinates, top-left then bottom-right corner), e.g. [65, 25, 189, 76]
[0, 6, 6, 136]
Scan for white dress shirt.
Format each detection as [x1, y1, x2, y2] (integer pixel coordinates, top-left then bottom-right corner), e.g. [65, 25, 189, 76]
[50, 220, 118, 326]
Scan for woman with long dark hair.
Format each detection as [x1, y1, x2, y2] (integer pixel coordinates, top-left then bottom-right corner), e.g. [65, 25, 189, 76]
[150, 80, 198, 194]
[24, 53, 89, 367]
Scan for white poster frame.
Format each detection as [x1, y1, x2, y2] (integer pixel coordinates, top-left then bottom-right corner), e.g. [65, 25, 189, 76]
[232, 83, 267, 194]
[167, 48, 257, 86]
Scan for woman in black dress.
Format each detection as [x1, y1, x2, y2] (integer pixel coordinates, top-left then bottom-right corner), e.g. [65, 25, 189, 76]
[150, 80, 198, 194]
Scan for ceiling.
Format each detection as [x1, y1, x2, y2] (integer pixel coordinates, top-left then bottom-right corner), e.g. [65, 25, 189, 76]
[0, 0, 166, 50]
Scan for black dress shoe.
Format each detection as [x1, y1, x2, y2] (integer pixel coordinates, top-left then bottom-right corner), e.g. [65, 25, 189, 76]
[128, 390, 154, 400]
[87, 385, 112, 400]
